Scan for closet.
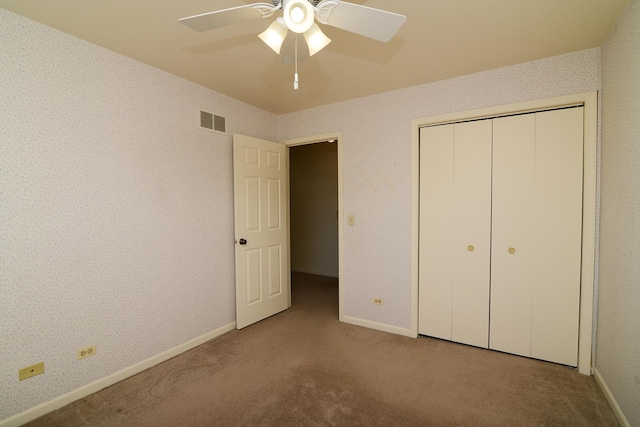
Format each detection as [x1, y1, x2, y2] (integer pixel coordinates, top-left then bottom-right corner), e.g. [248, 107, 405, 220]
[418, 106, 584, 367]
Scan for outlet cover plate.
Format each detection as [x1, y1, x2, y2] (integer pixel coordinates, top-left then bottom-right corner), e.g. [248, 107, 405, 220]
[77, 344, 97, 360]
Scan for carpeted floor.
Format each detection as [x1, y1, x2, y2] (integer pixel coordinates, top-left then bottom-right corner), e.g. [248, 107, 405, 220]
[26, 272, 618, 426]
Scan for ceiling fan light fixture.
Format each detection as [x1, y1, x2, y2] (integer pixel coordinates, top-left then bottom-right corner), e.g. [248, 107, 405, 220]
[258, 19, 288, 54]
[284, 0, 315, 34]
[303, 23, 331, 56]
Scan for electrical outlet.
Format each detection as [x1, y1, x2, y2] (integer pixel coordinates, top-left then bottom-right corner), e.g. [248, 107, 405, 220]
[373, 298, 383, 305]
[76, 344, 97, 360]
[19, 362, 44, 381]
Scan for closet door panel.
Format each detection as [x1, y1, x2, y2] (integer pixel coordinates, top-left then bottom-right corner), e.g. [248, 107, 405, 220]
[490, 114, 535, 358]
[530, 107, 584, 366]
[419, 125, 455, 339]
[451, 120, 492, 348]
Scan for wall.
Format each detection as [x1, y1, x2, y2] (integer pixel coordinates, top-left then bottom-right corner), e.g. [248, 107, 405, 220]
[598, 0, 640, 424]
[278, 49, 601, 333]
[0, 9, 276, 421]
[290, 142, 339, 277]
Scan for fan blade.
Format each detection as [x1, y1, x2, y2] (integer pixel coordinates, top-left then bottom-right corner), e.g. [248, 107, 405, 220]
[179, 3, 278, 32]
[315, 0, 406, 42]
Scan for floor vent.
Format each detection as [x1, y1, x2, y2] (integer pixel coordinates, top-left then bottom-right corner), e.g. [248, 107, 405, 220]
[200, 110, 227, 134]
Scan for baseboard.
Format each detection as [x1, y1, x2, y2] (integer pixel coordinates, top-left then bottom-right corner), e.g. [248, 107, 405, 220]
[0, 322, 236, 427]
[343, 316, 414, 338]
[593, 367, 630, 427]
[291, 268, 338, 278]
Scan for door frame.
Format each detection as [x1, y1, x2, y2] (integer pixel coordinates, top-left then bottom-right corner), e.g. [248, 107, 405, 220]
[410, 92, 598, 375]
[281, 131, 344, 321]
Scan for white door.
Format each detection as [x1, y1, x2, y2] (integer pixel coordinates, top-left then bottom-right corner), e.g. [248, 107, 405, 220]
[233, 134, 289, 329]
[529, 107, 583, 366]
[419, 120, 492, 348]
[419, 124, 455, 340]
[490, 108, 583, 366]
[490, 113, 536, 358]
[451, 120, 492, 348]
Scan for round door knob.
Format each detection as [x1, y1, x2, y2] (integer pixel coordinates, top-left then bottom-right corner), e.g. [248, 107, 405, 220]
[508, 247, 516, 254]
[468, 245, 475, 252]
[239, 238, 247, 245]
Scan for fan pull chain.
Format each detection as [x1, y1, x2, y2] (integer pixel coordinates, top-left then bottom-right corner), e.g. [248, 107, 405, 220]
[294, 35, 299, 90]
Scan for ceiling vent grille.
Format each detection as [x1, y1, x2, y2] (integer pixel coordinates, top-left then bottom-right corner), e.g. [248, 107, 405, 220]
[200, 110, 227, 134]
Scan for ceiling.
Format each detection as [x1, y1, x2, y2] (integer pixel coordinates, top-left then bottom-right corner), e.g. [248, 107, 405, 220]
[0, 0, 629, 114]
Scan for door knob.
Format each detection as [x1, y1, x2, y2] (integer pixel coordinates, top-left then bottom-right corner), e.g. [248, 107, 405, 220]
[468, 245, 475, 252]
[508, 247, 516, 254]
[239, 238, 247, 245]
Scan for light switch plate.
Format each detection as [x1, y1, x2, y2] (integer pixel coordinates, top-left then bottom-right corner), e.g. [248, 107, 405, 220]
[19, 362, 44, 381]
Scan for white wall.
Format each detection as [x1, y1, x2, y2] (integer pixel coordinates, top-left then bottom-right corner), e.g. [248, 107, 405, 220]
[598, 0, 640, 424]
[290, 142, 339, 277]
[0, 9, 276, 421]
[278, 48, 601, 332]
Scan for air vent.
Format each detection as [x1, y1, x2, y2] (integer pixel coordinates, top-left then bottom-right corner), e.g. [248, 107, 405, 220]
[214, 114, 226, 133]
[200, 110, 227, 134]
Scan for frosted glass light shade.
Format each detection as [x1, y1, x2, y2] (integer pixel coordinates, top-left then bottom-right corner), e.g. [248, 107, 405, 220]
[258, 20, 288, 54]
[303, 23, 331, 56]
[284, 0, 314, 34]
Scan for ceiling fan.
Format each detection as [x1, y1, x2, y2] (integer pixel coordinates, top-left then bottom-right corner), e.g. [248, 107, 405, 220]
[179, 0, 406, 89]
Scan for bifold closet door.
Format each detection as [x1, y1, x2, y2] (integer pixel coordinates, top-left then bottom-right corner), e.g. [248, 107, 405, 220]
[419, 121, 492, 348]
[451, 121, 492, 347]
[490, 114, 536, 358]
[490, 108, 583, 366]
[419, 124, 454, 341]
[529, 107, 583, 366]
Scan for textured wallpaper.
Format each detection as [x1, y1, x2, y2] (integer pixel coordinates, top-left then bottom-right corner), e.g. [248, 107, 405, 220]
[0, 8, 276, 420]
[278, 48, 602, 332]
[598, 0, 640, 424]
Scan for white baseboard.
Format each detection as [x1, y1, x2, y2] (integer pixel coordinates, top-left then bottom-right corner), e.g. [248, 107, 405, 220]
[593, 367, 630, 427]
[343, 316, 414, 338]
[0, 322, 236, 427]
[291, 268, 338, 278]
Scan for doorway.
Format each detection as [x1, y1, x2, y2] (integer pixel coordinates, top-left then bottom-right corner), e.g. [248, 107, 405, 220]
[283, 132, 344, 321]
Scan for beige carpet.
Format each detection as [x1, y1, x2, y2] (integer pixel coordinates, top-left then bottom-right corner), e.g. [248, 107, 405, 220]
[26, 273, 618, 426]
